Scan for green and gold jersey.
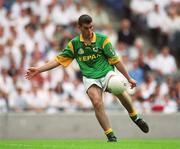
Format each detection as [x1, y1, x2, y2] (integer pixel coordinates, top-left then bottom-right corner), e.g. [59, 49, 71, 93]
[55, 32, 121, 79]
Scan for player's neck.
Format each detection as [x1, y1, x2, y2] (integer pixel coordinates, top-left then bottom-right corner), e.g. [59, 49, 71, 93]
[82, 34, 93, 45]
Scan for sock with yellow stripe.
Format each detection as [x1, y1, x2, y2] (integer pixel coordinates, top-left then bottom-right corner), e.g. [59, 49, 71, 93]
[129, 110, 149, 133]
[105, 128, 116, 139]
[129, 110, 140, 122]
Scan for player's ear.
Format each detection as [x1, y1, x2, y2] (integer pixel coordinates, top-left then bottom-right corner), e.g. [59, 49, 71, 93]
[78, 24, 81, 29]
[78, 24, 83, 32]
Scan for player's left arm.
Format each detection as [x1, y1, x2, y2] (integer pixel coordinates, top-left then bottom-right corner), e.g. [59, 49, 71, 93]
[102, 37, 136, 89]
[115, 61, 136, 89]
[102, 37, 120, 65]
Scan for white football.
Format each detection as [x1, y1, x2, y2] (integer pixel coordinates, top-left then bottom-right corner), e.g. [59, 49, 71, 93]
[107, 75, 128, 95]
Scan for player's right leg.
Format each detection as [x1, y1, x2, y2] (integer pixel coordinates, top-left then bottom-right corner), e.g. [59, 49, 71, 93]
[87, 85, 117, 142]
[116, 91, 149, 133]
[106, 75, 149, 133]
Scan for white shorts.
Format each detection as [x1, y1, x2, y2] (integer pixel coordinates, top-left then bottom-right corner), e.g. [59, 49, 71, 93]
[83, 71, 117, 92]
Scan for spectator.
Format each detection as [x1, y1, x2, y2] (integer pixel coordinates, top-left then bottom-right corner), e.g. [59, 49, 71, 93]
[0, 44, 10, 70]
[0, 68, 14, 95]
[70, 1, 88, 23]
[51, 2, 72, 26]
[138, 53, 151, 77]
[130, 0, 154, 33]
[9, 85, 28, 112]
[26, 84, 49, 112]
[132, 88, 151, 113]
[155, 46, 177, 75]
[0, 89, 8, 113]
[0, 0, 179, 114]
[130, 0, 153, 16]
[128, 37, 144, 61]
[46, 83, 69, 113]
[174, 80, 180, 111]
[146, 3, 166, 46]
[140, 72, 157, 100]
[0, 25, 9, 44]
[92, 3, 110, 30]
[144, 49, 157, 70]
[71, 78, 92, 111]
[150, 84, 165, 112]
[117, 18, 136, 46]
[102, 24, 118, 47]
[163, 94, 178, 113]
[129, 59, 144, 85]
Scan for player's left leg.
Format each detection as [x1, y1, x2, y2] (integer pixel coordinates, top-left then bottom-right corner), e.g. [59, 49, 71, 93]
[87, 85, 117, 142]
[116, 91, 149, 133]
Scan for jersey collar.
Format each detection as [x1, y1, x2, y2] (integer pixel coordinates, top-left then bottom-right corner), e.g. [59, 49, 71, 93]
[80, 32, 96, 43]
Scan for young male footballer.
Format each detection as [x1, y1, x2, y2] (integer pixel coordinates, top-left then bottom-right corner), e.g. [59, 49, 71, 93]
[25, 14, 149, 142]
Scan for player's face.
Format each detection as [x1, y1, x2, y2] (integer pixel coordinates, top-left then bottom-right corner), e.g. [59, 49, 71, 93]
[79, 23, 93, 39]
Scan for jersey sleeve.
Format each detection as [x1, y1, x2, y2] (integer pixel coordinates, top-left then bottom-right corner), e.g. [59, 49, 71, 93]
[54, 41, 74, 67]
[102, 37, 121, 65]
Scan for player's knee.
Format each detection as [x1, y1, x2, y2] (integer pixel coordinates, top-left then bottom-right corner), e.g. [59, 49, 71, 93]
[107, 75, 128, 95]
[93, 100, 103, 109]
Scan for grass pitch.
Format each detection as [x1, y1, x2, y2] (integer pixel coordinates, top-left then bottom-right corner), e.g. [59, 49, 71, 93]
[0, 139, 180, 149]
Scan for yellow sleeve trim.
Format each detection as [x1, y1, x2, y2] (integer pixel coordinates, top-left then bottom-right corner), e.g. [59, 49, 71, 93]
[55, 56, 73, 67]
[108, 56, 121, 65]
[68, 41, 74, 54]
[102, 38, 110, 49]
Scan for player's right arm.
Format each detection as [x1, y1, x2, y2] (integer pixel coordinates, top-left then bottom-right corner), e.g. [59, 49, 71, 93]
[25, 40, 74, 80]
[25, 60, 60, 80]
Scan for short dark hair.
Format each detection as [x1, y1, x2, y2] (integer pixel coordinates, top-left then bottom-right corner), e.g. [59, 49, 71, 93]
[78, 14, 92, 26]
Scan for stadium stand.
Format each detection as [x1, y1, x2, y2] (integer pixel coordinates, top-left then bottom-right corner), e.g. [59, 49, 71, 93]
[0, 0, 179, 114]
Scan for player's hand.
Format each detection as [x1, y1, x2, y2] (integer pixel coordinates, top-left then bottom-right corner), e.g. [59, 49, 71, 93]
[25, 67, 39, 80]
[128, 78, 137, 89]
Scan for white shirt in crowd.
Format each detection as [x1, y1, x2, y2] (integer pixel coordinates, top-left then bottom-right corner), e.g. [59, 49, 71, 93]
[155, 53, 177, 75]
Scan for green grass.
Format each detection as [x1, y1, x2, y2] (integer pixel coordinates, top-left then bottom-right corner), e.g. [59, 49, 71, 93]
[0, 139, 180, 149]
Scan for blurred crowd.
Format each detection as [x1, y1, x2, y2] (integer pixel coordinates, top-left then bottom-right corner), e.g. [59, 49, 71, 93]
[0, 0, 179, 114]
